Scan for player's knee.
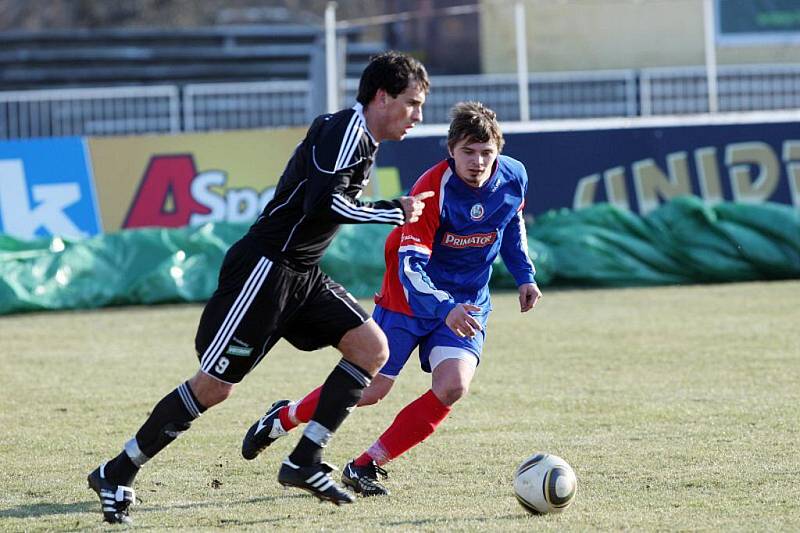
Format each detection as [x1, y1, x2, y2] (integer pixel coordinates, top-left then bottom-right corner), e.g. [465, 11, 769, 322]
[200, 386, 233, 407]
[189, 373, 234, 407]
[435, 382, 469, 406]
[361, 328, 390, 367]
[339, 322, 389, 375]
[358, 375, 394, 406]
[359, 386, 388, 406]
[358, 393, 379, 407]
[374, 337, 390, 366]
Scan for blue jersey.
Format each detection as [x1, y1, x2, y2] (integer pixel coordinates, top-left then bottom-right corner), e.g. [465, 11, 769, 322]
[375, 155, 535, 320]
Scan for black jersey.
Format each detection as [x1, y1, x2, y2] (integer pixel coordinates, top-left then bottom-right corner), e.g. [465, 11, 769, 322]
[246, 103, 405, 267]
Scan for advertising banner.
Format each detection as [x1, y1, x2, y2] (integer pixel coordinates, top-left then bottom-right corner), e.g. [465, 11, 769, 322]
[717, 0, 800, 43]
[377, 120, 800, 216]
[1, 118, 797, 239]
[87, 128, 308, 232]
[0, 137, 100, 240]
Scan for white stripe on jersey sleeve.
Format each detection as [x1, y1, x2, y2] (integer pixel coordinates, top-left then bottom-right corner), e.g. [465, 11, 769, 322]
[515, 210, 536, 273]
[438, 168, 453, 212]
[402, 256, 450, 302]
[337, 122, 364, 171]
[398, 244, 431, 256]
[330, 203, 404, 223]
[334, 113, 360, 170]
[331, 194, 405, 223]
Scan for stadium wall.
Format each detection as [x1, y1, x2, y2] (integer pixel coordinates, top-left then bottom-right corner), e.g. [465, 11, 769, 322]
[481, 0, 800, 73]
[0, 112, 798, 240]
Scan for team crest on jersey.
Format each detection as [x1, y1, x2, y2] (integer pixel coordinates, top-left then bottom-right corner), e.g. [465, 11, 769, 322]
[470, 203, 485, 221]
[442, 231, 497, 248]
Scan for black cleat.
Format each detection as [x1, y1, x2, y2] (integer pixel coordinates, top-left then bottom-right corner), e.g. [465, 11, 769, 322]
[87, 463, 136, 524]
[342, 459, 390, 497]
[277, 459, 355, 506]
[242, 399, 291, 460]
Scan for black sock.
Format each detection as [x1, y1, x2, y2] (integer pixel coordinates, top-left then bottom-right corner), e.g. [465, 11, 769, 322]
[103, 451, 139, 487]
[289, 359, 371, 466]
[105, 381, 206, 485]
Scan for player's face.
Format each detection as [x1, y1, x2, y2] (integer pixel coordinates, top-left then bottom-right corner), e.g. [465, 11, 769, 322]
[373, 80, 425, 142]
[449, 138, 499, 188]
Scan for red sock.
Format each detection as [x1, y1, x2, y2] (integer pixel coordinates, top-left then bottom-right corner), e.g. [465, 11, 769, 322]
[279, 386, 322, 431]
[356, 389, 451, 467]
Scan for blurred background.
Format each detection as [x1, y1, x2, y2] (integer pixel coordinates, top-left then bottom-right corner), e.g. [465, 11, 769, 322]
[1, 0, 799, 313]
[2, 0, 799, 134]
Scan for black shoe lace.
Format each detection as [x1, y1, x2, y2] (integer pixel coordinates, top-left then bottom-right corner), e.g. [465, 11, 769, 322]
[356, 462, 388, 493]
[373, 464, 388, 480]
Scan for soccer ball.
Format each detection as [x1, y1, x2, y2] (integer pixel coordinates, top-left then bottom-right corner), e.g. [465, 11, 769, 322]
[513, 453, 577, 514]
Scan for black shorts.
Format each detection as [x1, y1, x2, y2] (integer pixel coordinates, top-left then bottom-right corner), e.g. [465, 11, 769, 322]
[194, 239, 370, 383]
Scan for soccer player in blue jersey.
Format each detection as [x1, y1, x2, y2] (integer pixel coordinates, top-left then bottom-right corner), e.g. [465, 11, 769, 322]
[242, 101, 541, 496]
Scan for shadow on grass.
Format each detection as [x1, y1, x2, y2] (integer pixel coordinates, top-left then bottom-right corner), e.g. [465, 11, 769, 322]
[0, 501, 95, 518]
[0, 495, 304, 522]
[383, 513, 524, 527]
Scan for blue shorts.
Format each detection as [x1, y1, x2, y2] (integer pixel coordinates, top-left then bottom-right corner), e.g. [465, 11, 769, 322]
[373, 304, 489, 378]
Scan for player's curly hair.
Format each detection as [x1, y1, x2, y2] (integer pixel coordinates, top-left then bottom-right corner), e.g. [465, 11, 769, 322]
[357, 51, 430, 106]
[447, 101, 505, 153]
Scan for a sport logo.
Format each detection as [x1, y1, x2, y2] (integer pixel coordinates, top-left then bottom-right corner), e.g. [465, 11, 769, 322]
[442, 231, 497, 248]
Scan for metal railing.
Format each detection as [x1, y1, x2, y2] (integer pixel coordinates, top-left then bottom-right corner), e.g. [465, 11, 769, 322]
[346, 70, 638, 123]
[183, 80, 310, 132]
[640, 63, 800, 115]
[0, 85, 179, 139]
[1, 63, 798, 140]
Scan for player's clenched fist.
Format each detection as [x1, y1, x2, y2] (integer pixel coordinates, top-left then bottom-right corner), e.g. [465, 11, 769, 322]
[399, 190, 435, 223]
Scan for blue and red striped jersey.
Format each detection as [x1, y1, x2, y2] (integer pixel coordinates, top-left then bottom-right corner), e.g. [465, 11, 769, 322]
[375, 154, 536, 319]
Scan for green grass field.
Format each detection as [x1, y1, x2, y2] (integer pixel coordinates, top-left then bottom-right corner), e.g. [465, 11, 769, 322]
[1, 281, 799, 531]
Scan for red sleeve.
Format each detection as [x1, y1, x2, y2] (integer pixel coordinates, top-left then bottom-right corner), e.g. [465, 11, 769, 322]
[399, 160, 448, 254]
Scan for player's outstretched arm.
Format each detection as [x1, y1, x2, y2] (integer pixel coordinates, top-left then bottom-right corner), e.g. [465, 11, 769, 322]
[518, 283, 542, 313]
[397, 190, 435, 223]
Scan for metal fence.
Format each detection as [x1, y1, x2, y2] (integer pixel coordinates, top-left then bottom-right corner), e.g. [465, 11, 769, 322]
[345, 70, 638, 123]
[183, 80, 310, 132]
[0, 85, 179, 139]
[640, 63, 800, 115]
[1, 63, 798, 140]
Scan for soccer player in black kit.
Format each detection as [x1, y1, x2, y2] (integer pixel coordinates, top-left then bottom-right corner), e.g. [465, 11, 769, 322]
[87, 51, 432, 524]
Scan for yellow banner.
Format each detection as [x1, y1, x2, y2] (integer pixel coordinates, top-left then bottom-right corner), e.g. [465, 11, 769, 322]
[88, 128, 306, 231]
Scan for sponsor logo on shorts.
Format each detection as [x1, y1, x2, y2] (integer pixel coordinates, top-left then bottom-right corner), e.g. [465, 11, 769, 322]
[226, 345, 253, 357]
[441, 231, 497, 248]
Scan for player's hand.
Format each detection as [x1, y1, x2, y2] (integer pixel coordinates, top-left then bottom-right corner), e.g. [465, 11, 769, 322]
[399, 190, 435, 223]
[446, 303, 483, 338]
[519, 283, 542, 313]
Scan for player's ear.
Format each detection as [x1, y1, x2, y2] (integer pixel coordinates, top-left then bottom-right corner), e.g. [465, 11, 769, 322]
[375, 88, 388, 107]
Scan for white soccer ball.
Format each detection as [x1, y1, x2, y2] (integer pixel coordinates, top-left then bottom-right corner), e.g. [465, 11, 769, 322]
[513, 452, 577, 514]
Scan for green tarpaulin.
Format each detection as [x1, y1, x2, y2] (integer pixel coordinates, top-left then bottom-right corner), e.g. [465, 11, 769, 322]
[1, 198, 798, 315]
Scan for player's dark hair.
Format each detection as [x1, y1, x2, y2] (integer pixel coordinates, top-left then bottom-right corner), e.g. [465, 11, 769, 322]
[356, 51, 430, 106]
[447, 101, 505, 153]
